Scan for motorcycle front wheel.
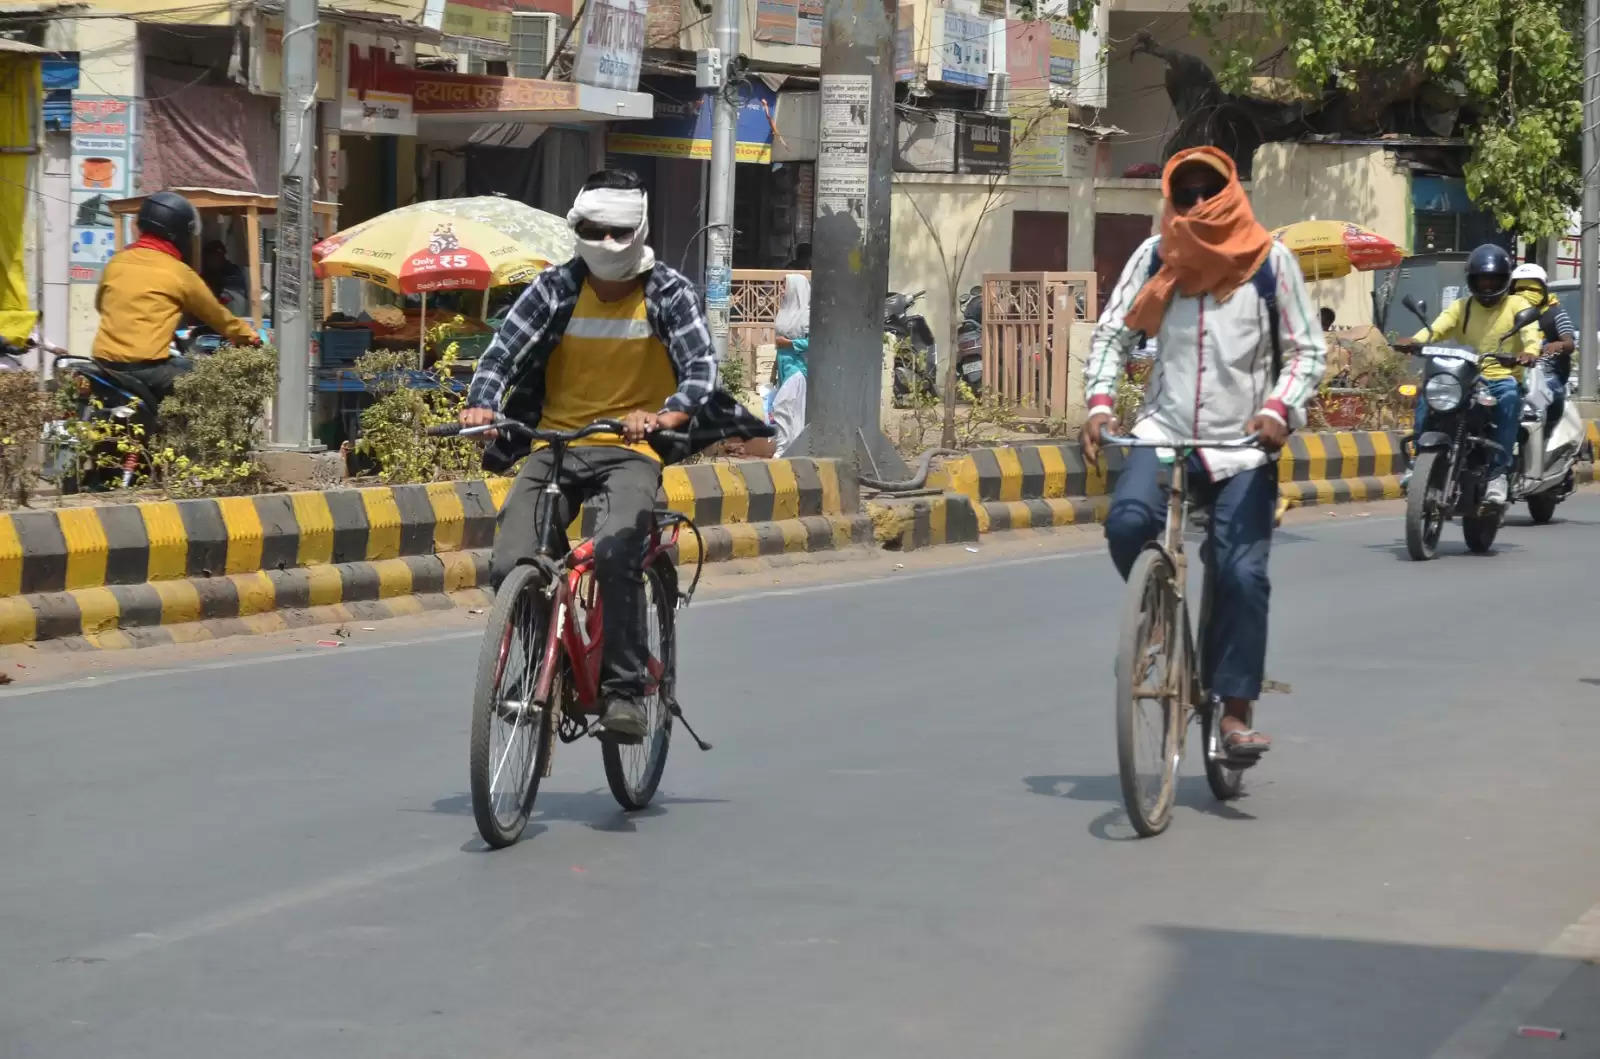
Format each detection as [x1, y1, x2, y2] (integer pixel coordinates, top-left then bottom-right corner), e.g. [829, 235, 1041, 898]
[1404, 450, 1448, 561]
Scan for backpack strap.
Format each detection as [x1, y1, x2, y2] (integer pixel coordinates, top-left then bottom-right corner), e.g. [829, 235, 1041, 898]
[1144, 246, 1283, 380]
[1251, 254, 1282, 382]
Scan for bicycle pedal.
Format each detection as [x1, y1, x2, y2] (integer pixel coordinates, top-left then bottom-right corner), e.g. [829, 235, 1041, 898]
[591, 726, 645, 746]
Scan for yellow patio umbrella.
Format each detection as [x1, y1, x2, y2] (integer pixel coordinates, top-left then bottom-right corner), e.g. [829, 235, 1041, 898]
[1271, 220, 1405, 281]
[312, 197, 574, 364]
[313, 209, 566, 294]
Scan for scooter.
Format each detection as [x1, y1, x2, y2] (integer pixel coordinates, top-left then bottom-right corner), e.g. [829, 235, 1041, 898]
[1514, 366, 1582, 524]
[956, 284, 983, 396]
[886, 289, 939, 405]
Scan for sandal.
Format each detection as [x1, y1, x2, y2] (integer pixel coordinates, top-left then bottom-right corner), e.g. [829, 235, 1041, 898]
[1222, 727, 1272, 758]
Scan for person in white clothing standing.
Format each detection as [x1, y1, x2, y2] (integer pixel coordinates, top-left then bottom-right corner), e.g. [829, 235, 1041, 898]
[1080, 146, 1327, 759]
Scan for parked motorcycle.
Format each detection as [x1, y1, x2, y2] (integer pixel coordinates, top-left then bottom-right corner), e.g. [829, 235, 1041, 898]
[886, 289, 939, 406]
[1400, 294, 1544, 560]
[956, 284, 983, 396]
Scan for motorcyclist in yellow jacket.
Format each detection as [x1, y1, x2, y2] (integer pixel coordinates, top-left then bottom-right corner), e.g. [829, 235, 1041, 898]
[1394, 244, 1540, 505]
[92, 191, 258, 405]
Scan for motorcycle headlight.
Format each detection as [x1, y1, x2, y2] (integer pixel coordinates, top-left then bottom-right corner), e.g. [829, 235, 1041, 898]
[1425, 373, 1463, 412]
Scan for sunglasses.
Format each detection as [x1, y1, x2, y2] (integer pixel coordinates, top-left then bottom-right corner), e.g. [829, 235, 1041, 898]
[574, 222, 638, 241]
[1170, 182, 1226, 209]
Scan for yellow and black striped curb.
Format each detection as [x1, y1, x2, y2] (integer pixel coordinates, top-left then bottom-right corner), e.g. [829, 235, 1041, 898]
[929, 426, 1599, 534]
[1276, 430, 1405, 507]
[0, 458, 854, 597]
[865, 492, 982, 550]
[0, 457, 862, 647]
[0, 512, 875, 649]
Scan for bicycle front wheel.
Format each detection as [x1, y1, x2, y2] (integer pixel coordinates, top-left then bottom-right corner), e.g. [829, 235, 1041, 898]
[469, 564, 556, 848]
[1116, 548, 1186, 837]
[602, 559, 675, 811]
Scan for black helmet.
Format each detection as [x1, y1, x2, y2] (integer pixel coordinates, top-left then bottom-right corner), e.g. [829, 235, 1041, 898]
[137, 190, 199, 249]
[1465, 244, 1513, 305]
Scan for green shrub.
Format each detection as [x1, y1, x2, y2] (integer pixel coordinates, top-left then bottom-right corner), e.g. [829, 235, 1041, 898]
[352, 320, 484, 484]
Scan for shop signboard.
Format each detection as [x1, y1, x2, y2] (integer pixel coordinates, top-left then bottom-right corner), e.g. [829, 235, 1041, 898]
[574, 0, 646, 92]
[69, 95, 134, 282]
[607, 78, 776, 163]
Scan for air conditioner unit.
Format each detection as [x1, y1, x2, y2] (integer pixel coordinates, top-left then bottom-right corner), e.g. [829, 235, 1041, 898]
[470, 12, 562, 77]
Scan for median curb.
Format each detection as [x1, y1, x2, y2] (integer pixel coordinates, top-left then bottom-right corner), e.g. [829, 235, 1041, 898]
[865, 492, 982, 550]
[0, 458, 865, 648]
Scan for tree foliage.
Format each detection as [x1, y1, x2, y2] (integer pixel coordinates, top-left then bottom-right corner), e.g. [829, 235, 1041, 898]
[1187, 0, 1581, 239]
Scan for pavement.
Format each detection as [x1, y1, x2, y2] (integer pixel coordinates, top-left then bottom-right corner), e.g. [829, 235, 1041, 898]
[2, 494, 1599, 1058]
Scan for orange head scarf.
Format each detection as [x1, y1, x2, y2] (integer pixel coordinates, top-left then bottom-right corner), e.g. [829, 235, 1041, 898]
[1124, 146, 1273, 336]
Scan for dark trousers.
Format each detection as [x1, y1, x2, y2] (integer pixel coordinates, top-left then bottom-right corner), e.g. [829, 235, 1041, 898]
[96, 355, 194, 406]
[1104, 447, 1277, 701]
[490, 445, 661, 703]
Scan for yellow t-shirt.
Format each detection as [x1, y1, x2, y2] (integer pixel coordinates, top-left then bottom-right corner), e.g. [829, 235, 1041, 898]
[1411, 292, 1542, 382]
[540, 281, 678, 459]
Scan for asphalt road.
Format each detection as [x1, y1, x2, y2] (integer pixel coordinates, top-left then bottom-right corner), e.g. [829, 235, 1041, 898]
[3, 495, 1600, 1059]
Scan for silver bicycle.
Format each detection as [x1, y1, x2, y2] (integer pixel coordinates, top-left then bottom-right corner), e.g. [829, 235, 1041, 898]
[1102, 433, 1265, 837]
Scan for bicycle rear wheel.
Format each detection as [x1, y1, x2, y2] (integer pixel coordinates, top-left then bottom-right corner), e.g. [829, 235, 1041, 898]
[1116, 548, 1186, 837]
[602, 560, 675, 811]
[469, 564, 556, 848]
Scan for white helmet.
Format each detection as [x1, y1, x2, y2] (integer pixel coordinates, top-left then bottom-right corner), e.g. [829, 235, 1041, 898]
[1511, 262, 1548, 286]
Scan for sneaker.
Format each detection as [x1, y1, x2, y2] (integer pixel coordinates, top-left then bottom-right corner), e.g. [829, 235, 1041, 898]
[1485, 474, 1508, 505]
[599, 698, 647, 744]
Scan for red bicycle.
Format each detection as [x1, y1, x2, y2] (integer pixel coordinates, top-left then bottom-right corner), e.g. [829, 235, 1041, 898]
[429, 417, 713, 848]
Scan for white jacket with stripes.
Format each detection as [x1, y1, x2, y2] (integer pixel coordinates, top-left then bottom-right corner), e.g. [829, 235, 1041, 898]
[1085, 237, 1328, 480]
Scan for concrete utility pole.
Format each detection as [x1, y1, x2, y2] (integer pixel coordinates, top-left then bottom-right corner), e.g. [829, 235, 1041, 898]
[703, 0, 739, 360]
[270, 0, 319, 449]
[1581, 0, 1599, 401]
[791, 0, 906, 476]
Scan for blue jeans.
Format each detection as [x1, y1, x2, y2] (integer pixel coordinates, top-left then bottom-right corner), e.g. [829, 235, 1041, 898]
[1105, 447, 1277, 701]
[1412, 377, 1520, 472]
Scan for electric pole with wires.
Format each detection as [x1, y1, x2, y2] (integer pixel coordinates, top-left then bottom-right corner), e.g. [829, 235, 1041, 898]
[270, 0, 319, 449]
[702, 0, 739, 360]
[1580, 0, 1598, 401]
[789, 0, 906, 476]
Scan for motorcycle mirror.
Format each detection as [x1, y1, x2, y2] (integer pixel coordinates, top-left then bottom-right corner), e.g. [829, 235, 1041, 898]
[1402, 294, 1428, 323]
[1510, 305, 1542, 332]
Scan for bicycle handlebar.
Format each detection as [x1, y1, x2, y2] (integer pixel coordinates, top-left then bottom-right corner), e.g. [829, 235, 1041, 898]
[1100, 432, 1262, 450]
[425, 417, 696, 446]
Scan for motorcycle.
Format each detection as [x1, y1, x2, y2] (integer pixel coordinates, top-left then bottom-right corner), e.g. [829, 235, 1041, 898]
[956, 284, 983, 396]
[48, 347, 160, 491]
[886, 289, 939, 406]
[1400, 294, 1544, 560]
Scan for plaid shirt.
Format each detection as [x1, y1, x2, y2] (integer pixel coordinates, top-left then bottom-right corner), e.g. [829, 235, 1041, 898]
[467, 258, 718, 418]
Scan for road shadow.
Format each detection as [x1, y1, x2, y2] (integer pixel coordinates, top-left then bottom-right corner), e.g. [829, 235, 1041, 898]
[1117, 924, 1581, 1059]
[1365, 537, 1523, 562]
[429, 790, 727, 844]
[1023, 773, 1255, 841]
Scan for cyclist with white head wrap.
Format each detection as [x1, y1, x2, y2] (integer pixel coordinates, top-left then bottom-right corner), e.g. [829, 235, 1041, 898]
[461, 169, 720, 742]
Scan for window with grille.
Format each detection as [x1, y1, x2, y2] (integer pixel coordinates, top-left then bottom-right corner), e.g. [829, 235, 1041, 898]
[469, 14, 562, 77]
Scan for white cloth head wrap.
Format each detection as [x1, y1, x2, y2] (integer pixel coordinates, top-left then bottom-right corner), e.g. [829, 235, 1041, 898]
[566, 186, 655, 279]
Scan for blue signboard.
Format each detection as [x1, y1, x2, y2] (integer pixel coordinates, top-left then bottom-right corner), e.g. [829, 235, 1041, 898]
[607, 77, 777, 163]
